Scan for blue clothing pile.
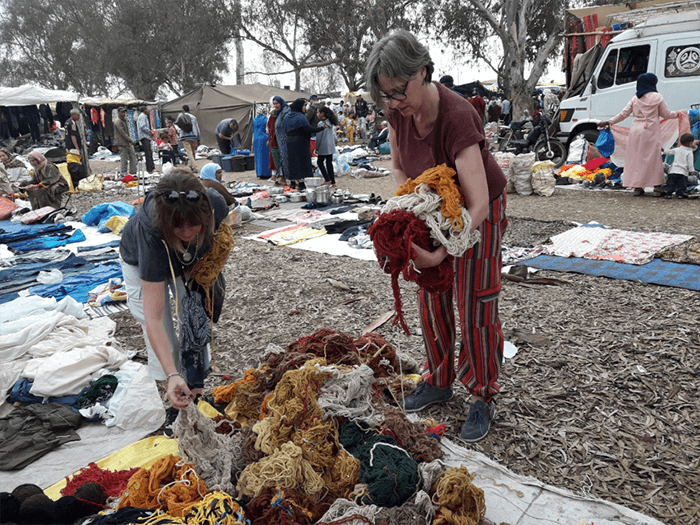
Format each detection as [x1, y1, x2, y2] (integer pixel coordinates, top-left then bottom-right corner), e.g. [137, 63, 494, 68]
[0, 220, 123, 305]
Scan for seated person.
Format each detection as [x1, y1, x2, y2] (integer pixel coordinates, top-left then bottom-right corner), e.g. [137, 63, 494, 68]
[368, 121, 389, 150]
[22, 151, 69, 209]
[200, 163, 236, 206]
[0, 164, 12, 196]
[66, 149, 87, 187]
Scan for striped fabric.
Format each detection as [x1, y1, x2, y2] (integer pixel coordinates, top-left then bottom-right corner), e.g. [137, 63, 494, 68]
[417, 191, 508, 399]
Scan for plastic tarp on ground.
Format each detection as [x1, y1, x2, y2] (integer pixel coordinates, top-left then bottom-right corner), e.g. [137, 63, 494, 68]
[161, 83, 308, 150]
[0, 85, 79, 106]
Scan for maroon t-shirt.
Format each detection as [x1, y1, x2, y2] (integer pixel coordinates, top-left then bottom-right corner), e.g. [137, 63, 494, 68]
[387, 82, 506, 202]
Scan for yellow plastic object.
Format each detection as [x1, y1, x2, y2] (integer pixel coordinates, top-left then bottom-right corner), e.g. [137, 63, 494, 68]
[104, 215, 128, 235]
[43, 402, 219, 500]
[44, 436, 179, 500]
[78, 174, 104, 192]
[56, 163, 76, 193]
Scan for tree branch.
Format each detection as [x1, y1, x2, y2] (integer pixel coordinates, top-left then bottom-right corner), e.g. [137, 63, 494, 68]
[244, 57, 341, 76]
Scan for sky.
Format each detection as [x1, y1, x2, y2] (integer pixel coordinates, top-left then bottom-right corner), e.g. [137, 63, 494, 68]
[222, 38, 567, 95]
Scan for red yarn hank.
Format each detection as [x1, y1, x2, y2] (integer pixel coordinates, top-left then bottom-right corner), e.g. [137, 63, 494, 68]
[60, 462, 140, 499]
[368, 209, 454, 335]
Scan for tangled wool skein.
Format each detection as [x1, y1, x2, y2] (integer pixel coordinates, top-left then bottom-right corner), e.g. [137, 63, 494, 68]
[368, 209, 454, 335]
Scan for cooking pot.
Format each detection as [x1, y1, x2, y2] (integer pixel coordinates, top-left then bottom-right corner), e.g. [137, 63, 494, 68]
[306, 189, 317, 203]
[274, 195, 288, 203]
[289, 192, 304, 203]
[268, 186, 284, 196]
[315, 186, 330, 204]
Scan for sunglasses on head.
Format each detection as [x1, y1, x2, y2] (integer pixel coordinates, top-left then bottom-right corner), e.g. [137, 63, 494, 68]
[159, 190, 203, 204]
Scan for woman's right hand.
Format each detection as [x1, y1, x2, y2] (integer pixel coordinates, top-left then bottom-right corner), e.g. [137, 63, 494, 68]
[167, 374, 193, 408]
[597, 121, 609, 130]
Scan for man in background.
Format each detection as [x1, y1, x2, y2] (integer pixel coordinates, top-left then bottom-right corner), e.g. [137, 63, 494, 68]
[137, 107, 155, 174]
[114, 107, 137, 175]
[215, 118, 242, 154]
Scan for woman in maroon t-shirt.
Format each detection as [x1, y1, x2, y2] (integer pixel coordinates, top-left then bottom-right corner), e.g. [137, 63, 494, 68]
[366, 30, 508, 443]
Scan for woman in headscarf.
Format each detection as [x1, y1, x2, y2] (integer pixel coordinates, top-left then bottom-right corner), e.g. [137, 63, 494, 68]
[275, 98, 322, 191]
[267, 96, 286, 185]
[598, 73, 679, 196]
[0, 148, 25, 170]
[253, 105, 271, 179]
[199, 162, 236, 206]
[22, 151, 69, 209]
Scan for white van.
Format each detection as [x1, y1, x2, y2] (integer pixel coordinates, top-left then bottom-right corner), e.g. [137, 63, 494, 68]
[559, 9, 700, 146]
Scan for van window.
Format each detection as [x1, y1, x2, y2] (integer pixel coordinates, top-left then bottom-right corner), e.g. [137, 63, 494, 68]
[597, 49, 618, 89]
[615, 45, 650, 85]
[665, 44, 700, 77]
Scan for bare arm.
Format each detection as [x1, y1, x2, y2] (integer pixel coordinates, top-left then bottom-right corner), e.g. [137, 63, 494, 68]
[388, 123, 408, 186]
[142, 280, 192, 408]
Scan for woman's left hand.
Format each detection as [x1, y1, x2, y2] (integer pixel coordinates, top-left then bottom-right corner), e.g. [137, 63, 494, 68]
[410, 243, 447, 269]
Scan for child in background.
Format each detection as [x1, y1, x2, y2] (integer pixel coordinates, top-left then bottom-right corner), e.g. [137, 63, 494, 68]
[342, 110, 355, 145]
[315, 106, 339, 186]
[663, 132, 699, 198]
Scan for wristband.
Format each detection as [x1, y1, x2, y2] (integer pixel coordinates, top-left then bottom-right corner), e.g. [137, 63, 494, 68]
[165, 372, 182, 383]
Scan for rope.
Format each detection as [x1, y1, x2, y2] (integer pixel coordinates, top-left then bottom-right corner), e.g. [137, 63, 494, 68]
[384, 184, 479, 257]
[316, 364, 384, 427]
[171, 403, 247, 494]
[432, 466, 486, 525]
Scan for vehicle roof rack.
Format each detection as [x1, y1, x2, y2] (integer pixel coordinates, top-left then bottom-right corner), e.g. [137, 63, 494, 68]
[607, 0, 700, 26]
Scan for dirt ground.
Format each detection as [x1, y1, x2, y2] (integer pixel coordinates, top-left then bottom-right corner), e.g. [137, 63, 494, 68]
[82, 153, 700, 525]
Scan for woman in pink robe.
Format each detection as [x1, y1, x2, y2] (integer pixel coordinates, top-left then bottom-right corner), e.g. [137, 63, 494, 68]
[598, 73, 678, 196]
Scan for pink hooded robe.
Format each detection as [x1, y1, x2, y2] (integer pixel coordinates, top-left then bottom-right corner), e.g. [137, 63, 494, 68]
[608, 92, 678, 189]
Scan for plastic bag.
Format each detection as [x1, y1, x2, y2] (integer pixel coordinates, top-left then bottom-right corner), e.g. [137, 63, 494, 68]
[37, 269, 64, 284]
[78, 174, 104, 192]
[493, 152, 516, 193]
[531, 160, 556, 197]
[104, 215, 128, 234]
[566, 137, 587, 165]
[595, 128, 615, 158]
[511, 152, 536, 195]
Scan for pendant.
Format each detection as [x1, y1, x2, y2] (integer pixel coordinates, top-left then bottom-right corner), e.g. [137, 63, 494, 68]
[182, 251, 192, 263]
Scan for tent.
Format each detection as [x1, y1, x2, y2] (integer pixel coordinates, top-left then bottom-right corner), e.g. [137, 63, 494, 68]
[0, 85, 79, 106]
[161, 83, 308, 150]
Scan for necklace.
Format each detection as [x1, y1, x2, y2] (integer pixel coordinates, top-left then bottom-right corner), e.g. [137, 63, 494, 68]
[175, 234, 199, 266]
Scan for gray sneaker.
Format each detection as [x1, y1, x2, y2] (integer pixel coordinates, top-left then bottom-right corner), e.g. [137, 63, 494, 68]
[460, 400, 496, 442]
[400, 382, 453, 413]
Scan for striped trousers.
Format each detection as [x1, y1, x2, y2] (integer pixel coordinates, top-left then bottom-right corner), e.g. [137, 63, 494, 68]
[418, 190, 508, 399]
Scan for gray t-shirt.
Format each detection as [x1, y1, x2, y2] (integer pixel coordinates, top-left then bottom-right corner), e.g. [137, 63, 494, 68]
[120, 188, 228, 282]
[216, 119, 235, 138]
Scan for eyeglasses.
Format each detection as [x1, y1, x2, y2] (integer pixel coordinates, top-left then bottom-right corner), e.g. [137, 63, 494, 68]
[159, 190, 203, 204]
[379, 80, 410, 101]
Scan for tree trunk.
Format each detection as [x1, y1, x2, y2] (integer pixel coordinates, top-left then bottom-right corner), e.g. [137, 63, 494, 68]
[235, 34, 245, 84]
[294, 68, 301, 91]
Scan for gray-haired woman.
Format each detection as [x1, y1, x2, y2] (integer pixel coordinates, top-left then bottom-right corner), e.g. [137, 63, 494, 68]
[366, 30, 508, 443]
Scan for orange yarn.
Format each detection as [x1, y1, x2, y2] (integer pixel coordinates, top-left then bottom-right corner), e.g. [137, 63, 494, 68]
[213, 369, 263, 426]
[395, 164, 465, 230]
[117, 455, 207, 518]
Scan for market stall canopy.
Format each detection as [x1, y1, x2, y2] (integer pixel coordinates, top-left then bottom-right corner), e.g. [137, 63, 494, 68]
[0, 85, 79, 106]
[161, 83, 308, 149]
